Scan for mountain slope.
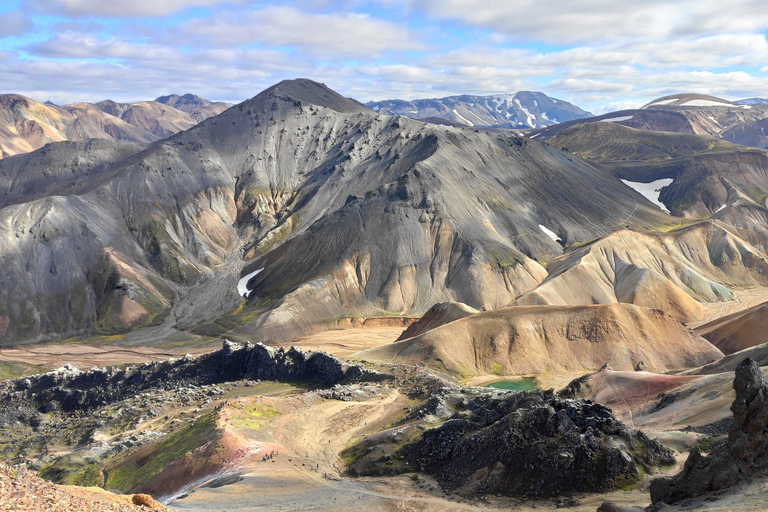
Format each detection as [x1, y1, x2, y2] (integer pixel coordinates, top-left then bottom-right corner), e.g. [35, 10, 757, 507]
[366, 91, 591, 129]
[353, 303, 723, 377]
[514, 222, 768, 322]
[0, 78, 670, 345]
[695, 300, 768, 354]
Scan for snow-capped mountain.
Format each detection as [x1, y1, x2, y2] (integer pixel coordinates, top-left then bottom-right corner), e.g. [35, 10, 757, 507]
[365, 91, 592, 129]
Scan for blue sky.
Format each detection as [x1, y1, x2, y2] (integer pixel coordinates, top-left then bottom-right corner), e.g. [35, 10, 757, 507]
[1, 0, 767, 113]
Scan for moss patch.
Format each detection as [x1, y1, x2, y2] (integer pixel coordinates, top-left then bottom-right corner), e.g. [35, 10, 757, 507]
[40, 454, 103, 487]
[0, 361, 46, 380]
[231, 402, 279, 431]
[105, 412, 219, 493]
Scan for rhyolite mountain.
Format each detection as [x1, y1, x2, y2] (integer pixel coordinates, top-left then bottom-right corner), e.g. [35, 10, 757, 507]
[0, 93, 229, 159]
[0, 78, 675, 345]
[155, 93, 231, 122]
[365, 91, 592, 129]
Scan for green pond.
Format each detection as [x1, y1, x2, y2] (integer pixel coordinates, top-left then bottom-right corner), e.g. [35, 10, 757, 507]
[483, 377, 539, 390]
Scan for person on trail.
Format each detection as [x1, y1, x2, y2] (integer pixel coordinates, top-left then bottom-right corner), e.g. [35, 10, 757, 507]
[263, 454, 267, 462]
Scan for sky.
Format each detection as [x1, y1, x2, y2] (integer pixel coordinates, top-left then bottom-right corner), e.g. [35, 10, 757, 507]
[1, 0, 768, 113]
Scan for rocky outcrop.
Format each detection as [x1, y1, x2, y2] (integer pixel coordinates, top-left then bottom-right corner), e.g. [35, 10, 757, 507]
[412, 390, 673, 498]
[650, 358, 768, 504]
[350, 387, 674, 498]
[0, 341, 366, 414]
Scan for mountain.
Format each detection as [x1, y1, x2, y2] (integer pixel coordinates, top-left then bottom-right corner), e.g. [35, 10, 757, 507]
[0, 78, 671, 345]
[154, 93, 230, 122]
[738, 98, 768, 105]
[0, 93, 229, 159]
[641, 93, 740, 109]
[532, 92, 768, 150]
[514, 223, 768, 322]
[353, 303, 722, 377]
[0, 94, 159, 158]
[365, 91, 592, 129]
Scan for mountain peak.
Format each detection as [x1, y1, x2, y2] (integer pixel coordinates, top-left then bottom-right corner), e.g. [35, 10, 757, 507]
[258, 78, 373, 114]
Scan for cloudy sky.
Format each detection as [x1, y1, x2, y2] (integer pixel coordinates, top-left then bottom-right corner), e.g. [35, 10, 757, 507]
[1, 0, 767, 112]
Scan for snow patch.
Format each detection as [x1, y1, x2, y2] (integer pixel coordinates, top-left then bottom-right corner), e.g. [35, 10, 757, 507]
[620, 178, 674, 213]
[515, 99, 537, 127]
[538, 224, 561, 242]
[237, 268, 264, 298]
[651, 98, 676, 106]
[372, 106, 380, 112]
[599, 115, 633, 123]
[452, 109, 474, 126]
[715, 204, 727, 213]
[680, 99, 732, 107]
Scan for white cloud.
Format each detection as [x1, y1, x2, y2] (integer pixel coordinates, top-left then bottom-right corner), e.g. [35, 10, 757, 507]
[29, 33, 181, 60]
[410, 0, 768, 43]
[179, 5, 424, 56]
[0, 11, 32, 36]
[32, 0, 243, 18]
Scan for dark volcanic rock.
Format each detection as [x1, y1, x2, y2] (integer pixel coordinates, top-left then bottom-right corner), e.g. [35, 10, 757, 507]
[352, 388, 673, 498]
[650, 358, 768, 504]
[0, 341, 366, 414]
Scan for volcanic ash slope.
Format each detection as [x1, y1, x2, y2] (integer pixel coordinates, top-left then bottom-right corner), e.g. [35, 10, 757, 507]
[353, 303, 723, 377]
[515, 222, 768, 322]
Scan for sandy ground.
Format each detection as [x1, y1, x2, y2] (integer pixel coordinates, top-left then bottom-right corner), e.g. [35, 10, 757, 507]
[273, 326, 406, 357]
[0, 341, 220, 370]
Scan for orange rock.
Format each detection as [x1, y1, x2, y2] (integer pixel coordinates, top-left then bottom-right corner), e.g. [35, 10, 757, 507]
[132, 494, 164, 509]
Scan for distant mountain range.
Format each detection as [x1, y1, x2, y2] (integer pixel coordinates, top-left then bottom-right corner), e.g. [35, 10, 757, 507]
[365, 91, 592, 129]
[0, 94, 229, 159]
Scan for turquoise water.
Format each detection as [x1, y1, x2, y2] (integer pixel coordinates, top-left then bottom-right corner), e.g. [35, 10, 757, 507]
[483, 377, 539, 390]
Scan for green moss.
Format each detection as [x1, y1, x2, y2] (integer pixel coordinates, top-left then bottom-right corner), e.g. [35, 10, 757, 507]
[105, 412, 219, 493]
[0, 361, 46, 380]
[231, 403, 279, 430]
[483, 242, 524, 269]
[40, 455, 103, 487]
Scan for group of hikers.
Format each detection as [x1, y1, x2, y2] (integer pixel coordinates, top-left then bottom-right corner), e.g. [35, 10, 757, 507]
[262, 450, 277, 462]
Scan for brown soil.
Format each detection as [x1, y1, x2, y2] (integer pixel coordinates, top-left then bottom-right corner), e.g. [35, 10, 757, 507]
[0, 463, 165, 511]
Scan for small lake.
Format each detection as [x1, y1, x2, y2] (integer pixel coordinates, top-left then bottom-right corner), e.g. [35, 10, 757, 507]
[483, 377, 539, 390]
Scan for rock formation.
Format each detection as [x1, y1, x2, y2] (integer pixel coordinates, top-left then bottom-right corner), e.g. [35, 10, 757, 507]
[0, 341, 365, 414]
[349, 387, 674, 497]
[650, 358, 768, 504]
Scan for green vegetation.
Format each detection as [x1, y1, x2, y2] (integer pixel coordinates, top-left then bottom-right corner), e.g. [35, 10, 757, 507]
[40, 454, 103, 487]
[105, 412, 219, 493]
[230, 402, 279, 430]
[483, 241, 524, 270]
[0, 360, 46, 380]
